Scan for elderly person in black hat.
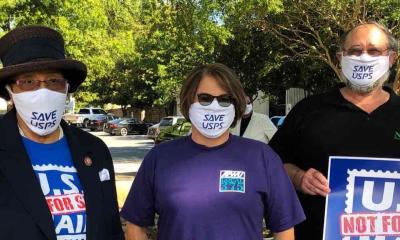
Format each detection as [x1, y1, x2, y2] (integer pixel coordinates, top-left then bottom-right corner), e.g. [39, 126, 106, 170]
[0, 26, 123, 240]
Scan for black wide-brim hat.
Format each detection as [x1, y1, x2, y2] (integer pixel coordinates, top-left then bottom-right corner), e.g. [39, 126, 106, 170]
[0, 25, 87, 100]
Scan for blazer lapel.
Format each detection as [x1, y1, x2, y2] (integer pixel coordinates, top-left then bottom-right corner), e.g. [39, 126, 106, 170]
[62, 121, 103, 240]
[0, 110, 56, 240]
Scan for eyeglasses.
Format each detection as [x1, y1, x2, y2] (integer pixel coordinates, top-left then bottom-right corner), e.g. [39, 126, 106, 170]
[13, 78, 68, 92]
[342, 47, 390, 57]
[197, 93, 233, 107]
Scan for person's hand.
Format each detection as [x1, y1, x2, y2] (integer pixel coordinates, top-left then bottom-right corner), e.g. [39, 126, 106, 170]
[297, 168, 330, 196]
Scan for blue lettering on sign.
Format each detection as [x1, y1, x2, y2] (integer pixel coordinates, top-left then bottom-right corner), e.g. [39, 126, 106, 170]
[341, 176, 400, 239]
[353, 177, 400, 213]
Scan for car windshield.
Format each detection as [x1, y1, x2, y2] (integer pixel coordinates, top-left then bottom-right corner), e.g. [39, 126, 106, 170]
[109, 119, 124, 124]
[78, 109, 90, 114]
[118, 118, 132, 124]
[94, 115, 107, 120]
[160, 118, 174, 126]
[128, 119, 139, 123]
[108, 115, 118, 120]
[92, 109, 107, 114]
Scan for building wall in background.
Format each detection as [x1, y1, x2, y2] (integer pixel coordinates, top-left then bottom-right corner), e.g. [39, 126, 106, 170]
[285, 88, 309, 114]
[107, 106, 167, 124]
[252, 91, 270, 116]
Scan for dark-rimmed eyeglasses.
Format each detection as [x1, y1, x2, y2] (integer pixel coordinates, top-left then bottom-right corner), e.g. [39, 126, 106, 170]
[13, 78, 68, 92]
[342, 47, 391, 57]
[197, 93, 233, 107]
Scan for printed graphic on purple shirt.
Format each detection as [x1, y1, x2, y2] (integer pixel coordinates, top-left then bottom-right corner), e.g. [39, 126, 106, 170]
[219, 170, 245, 193]
[23, 137, 87, 240]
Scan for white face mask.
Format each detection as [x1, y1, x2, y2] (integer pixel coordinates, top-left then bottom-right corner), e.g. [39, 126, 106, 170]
[341, 53, 390, 89]
[244, 103, 253, 115]
[189, 99, 235, 139]
[7, 86, 67, 136]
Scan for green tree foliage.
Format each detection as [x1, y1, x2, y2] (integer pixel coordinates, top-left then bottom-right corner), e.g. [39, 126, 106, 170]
[248, 0, 400, 90]
[214, 0, 400, 101]
[0, 0, 232, 112]
[134, 0, 231, 114]
[0, 0, 140, 108]
[1, 0, 400, 110]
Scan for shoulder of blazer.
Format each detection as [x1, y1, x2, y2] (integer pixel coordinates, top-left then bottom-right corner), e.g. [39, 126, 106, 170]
[248, 112, 269, 128]
[0, 109, 23, 150]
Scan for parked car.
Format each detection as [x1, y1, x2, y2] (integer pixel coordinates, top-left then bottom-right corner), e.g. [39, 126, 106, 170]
[144, 121, 156, 128]
[147, 123, 160, 140]
[87, 114, 119, 131]
[155, 118, 191, 144]
[147, 116, 185, 140]
[63, 107, 107, 128]
[270, 116, 285, 128]
[103, 118, 149, 136]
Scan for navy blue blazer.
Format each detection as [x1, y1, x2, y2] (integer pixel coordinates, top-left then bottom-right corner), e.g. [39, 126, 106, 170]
[0, 110, 124, 240]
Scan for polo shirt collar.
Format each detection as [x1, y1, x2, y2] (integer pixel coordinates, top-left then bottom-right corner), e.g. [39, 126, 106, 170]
[321, 86, 399, 110]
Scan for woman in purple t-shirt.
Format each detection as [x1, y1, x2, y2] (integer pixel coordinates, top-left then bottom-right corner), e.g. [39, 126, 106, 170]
[122, 63, 305, 240]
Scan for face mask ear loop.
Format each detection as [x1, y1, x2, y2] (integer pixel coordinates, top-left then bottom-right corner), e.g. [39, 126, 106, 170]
[339, 52, 345, 67]
[5, 85, 13, 95]
[5, 85, 14, 104]
[65, 83, 70, 95]
[388, 50, 396, 67]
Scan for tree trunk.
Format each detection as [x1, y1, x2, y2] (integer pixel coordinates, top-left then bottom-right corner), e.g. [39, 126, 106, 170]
[121, 105, 128, 117]
[164, 100, 176, 116]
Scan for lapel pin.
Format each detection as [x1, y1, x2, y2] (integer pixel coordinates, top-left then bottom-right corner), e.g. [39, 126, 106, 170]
[84, 156, 93, 166]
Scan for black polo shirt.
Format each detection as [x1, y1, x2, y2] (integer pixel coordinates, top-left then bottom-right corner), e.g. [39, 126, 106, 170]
[269, 87, 400, 240]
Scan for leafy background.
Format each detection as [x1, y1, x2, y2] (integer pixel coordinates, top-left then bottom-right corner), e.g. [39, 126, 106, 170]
[1, 0, 399, 114]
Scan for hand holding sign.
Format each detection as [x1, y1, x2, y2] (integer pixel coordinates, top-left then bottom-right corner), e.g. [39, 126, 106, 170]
[300, 168, 330, 196]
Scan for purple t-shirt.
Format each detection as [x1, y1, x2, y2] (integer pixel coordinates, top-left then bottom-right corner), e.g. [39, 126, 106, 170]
[121, 135, 304, 239]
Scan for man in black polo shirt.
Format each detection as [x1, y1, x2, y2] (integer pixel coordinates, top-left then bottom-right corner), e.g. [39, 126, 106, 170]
[269, 21, 400, 240]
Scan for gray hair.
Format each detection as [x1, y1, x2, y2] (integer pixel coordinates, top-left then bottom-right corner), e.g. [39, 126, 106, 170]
[339, 21, 398, 52]
[342, 71, 390, 94]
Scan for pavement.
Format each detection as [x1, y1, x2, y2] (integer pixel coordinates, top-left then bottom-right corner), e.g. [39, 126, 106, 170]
[90, 131, 154, 208]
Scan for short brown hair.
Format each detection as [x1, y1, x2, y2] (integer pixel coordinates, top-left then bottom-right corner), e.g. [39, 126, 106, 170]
[180, 63, 246, 127]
